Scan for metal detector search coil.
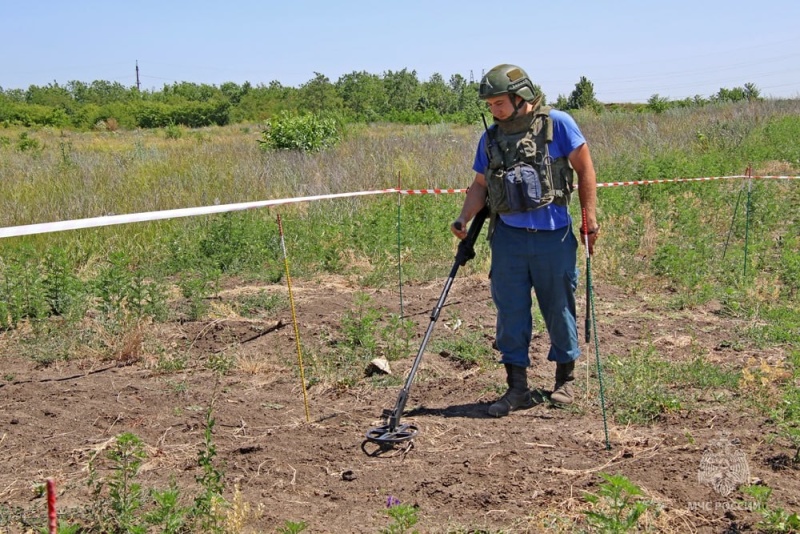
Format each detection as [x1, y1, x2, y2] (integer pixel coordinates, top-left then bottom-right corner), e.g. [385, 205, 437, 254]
[364, 422, 419, 445]
[364, 207, 489, 450]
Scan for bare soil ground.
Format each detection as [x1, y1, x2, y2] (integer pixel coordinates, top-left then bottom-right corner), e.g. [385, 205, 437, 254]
[1, 275, 798, 533]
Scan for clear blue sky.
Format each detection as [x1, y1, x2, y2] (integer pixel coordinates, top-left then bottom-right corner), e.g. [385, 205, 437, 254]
[4, 0, 798, 103]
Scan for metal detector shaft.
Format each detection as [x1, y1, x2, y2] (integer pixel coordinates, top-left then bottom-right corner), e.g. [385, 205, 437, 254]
[581, 212, 592, 344]
[382, 207, 489, 435]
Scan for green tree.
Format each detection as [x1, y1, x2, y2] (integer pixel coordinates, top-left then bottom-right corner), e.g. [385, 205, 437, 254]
[418, 72, 456, 115]
[158, 82, 220, 103]
[450, 74, 483, 123]
[713, 86, 747, 103]
[0, 87, 25, 102]
[382, 68, 420, 114]
[647, 93, 670, 113]
[743, 82, 761, 101]
[567, 76, 602, 112]
[232, 80, 297, 121]
[25, 82, 73, 108]
[220, 81, 250, 105]
[67, 80, 133, 105]
[335, 71, 386, 121]
[531, 83, 547, 105]
[297, 72, 344, 113]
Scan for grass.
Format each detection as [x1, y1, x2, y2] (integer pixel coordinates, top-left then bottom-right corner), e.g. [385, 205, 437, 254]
[602, 346, 742, 425]
[2, 98, 798, 404]
[1, 100, 800, 531]
[3, 102, 799, 300]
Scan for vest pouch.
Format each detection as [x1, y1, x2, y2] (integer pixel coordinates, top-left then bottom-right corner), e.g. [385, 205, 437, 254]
[552, 157, 575, 205]
[503, 162, 543, 212]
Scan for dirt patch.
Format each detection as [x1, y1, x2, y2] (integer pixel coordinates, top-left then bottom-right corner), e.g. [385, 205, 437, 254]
[1, 276, 798, 533]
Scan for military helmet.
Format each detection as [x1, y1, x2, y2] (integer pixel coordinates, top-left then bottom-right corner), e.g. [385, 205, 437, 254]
[479, 64, 538, 102]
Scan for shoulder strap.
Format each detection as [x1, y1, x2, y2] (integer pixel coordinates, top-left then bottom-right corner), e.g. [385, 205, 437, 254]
[484, 124, 504, 169]
[535, 106, 553, 143]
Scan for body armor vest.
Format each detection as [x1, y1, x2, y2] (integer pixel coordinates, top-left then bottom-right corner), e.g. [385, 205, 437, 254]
[484, 106, 574, 214]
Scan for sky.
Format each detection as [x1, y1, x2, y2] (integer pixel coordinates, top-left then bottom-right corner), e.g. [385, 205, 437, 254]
[3, 0, 799, 103]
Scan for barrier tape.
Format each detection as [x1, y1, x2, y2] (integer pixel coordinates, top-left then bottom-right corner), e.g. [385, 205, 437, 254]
[398, 188, 468, 195]
[0, 188, 398, 239]
[1, 176, 797, 239]
[592, 175, 799, 188]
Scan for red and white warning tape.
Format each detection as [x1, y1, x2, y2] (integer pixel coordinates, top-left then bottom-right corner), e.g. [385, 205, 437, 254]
[398, 188, 468, 195]
[0, 176, 796, 239]
[591, 175, 799, 188]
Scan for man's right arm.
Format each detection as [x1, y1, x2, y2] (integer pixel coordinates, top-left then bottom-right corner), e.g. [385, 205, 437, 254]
[451, 173, 488, 240]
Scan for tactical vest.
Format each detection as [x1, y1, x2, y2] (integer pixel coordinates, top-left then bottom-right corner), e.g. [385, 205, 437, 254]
[484, 106, 574, 214]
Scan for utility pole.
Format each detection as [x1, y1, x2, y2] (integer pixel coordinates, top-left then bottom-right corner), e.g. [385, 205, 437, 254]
[135, 60, 141, 91]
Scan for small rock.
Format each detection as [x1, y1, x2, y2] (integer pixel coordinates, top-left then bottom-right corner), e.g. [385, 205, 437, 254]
[365, 357, 391, 376]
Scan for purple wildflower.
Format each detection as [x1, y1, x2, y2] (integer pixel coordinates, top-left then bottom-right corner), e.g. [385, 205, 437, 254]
[386, 495, 401, 508]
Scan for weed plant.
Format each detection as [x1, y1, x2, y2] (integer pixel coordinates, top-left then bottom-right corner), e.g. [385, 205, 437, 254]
[76, 402, 230, 533]
[740, 484, 800, 533]
[192, 405, 225, 533]
[582, 473, 657, 533]
[381, 497, 419, 534]
[277, 520, 308, 533]
[87, 432, 147, 533]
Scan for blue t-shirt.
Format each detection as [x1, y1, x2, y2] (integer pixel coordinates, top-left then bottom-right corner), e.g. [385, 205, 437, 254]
[472, 109, 585, 230]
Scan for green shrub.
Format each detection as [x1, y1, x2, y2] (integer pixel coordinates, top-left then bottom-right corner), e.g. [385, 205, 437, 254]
[16, 131, 42, 152]
[134, 102, 171, 128]
[258, 111, 341, 152]
[164, 123, 183, 140]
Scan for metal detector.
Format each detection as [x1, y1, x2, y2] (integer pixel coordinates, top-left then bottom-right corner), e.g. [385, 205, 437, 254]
[364, 206, 490, 449]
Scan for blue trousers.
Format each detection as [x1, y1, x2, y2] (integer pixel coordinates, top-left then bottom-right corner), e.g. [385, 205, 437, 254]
[489, 220, 580, 367]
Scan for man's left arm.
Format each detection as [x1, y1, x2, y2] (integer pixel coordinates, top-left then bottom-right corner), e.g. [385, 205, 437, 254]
[569, 143, 599, 253]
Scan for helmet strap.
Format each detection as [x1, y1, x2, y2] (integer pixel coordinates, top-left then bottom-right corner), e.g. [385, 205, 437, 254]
[495, 95, 543, 134]
[507, 94, 525, 121]
[495, 109, 534, 135]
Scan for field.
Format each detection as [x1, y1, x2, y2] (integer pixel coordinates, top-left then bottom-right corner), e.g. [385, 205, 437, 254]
[1, 103, 799, 533]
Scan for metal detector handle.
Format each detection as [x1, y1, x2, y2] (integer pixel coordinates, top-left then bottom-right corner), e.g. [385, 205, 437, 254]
[454, 206, 490, 267]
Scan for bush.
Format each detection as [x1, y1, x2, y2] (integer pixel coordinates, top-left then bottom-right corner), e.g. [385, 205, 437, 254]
[258, 111, 341, 152]
[135, 102, 172, 128]
[170, 100, 230, 128]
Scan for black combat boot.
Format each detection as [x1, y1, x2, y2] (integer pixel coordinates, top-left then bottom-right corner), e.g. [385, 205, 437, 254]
[488, 364, 533, 417]
[550, 361, 576, 405]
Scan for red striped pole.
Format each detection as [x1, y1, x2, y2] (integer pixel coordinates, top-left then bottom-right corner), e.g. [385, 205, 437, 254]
[46, 478, 57, 534]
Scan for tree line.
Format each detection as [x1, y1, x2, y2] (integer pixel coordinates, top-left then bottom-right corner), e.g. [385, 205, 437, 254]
[0, 69, 764, 130]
